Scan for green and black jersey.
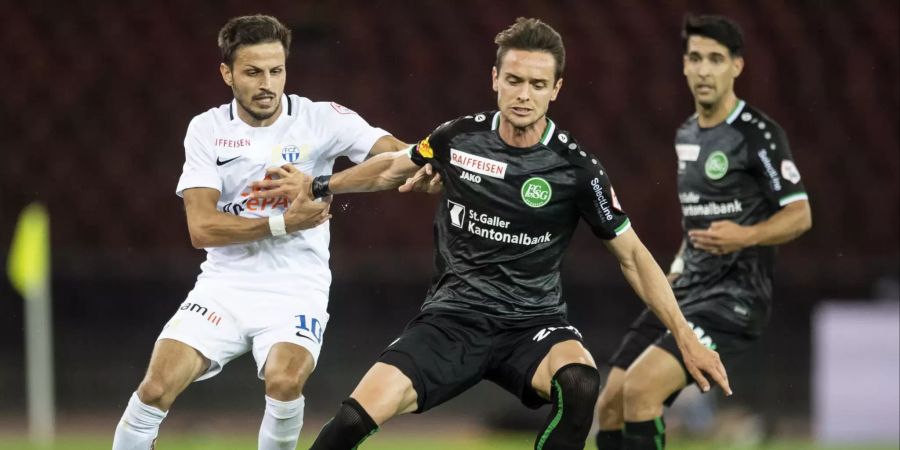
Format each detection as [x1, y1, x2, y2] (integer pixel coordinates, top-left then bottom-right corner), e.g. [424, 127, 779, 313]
[673, 100, 808, 334]
[409, 111, 630, 319]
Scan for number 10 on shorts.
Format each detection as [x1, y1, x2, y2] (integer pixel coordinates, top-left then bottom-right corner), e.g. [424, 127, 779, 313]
[295, 314, 324, 343]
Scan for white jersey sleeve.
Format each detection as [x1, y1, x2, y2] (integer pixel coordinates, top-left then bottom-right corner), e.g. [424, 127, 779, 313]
[176, 116, 222, 197]
[314, 101, 389, 163]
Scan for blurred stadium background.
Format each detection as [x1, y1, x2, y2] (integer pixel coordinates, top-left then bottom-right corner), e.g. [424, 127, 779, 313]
[1, 0, 897, 449]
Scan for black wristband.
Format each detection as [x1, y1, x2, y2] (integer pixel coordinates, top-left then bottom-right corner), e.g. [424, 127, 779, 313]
[311, 175, 332, 198]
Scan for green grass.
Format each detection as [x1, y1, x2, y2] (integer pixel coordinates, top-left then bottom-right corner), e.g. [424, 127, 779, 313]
[1, 434, 897, 450]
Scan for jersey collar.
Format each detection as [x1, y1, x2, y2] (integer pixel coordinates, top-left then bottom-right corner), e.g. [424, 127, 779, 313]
[490, 111, 556, 146]
[229, 94, 293, 126]
[725, 99, 746, 125]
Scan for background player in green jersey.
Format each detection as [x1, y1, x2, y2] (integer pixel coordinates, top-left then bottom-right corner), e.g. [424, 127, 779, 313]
[595, 15, 813, 450]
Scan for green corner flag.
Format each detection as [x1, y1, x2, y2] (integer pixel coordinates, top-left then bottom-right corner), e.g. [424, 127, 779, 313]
[8, 203, 50, 297]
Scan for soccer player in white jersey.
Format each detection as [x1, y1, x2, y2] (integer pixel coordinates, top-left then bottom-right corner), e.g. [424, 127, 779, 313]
[111, 15, 408, 450]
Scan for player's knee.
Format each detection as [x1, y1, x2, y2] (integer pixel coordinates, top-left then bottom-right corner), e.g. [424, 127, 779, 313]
[535, 364, 601, 449]
[553, 363, 601, 414]
[553, 362, 600, 400]
[265, 370, 308, 400]
[596, 387, 624, 429]
[622, 373, 658, 411]
[136, 377, 173, 410]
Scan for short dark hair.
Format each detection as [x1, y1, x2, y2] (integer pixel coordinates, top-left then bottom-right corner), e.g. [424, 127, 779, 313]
[494, 17, 566, 81]
[682, 14, 744, 57]
[218, 15, 292, 66]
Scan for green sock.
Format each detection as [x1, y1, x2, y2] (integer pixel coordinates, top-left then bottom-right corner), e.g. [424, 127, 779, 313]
[623, 417, 665, 450]
[596, 429, 623, 449]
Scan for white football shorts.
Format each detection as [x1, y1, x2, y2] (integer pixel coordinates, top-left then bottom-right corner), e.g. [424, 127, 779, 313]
[157, 280, 330, 381]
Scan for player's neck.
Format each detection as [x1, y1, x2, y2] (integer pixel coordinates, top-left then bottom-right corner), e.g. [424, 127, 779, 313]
[236, 100, 283, 127]
[695, 92, 738, 128]
[498, 116, 547, 148]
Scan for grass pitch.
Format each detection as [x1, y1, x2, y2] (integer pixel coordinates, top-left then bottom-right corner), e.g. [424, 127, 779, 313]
[1, 433, 897, 450]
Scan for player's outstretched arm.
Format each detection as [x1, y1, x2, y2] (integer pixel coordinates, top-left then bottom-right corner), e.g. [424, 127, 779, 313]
[327, 149, 422, 195]
[604, 228, 732, 395]
[182, 187, 330, 248]
[250, 150, 444, 198]
[368, 135, 411, 156]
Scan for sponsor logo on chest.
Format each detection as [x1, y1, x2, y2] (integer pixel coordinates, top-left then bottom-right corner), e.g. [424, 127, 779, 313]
[675, 144, 700, 162]
[450, 149, 508, 179]
[447, 200, 551, 245]
[275, 143, 313, 164]
[214, 138, 251, 148]
[521, 177, 552, 208]
[704, 151, 729, 180]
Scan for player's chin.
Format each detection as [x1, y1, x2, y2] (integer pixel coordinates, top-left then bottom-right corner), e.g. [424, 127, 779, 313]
[505, 111, 539, 128]
[693, 89, 718, 103]
[253, 100, 277, 112]
[696, 96, 718, 108]
[249, 106, 277, 121]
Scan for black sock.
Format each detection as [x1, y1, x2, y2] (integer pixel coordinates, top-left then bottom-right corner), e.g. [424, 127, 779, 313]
[623, 417, 665, 450]
[309, 398, 378, 450]
[534, 363, 601, 450]
[596, 429, 623, 449]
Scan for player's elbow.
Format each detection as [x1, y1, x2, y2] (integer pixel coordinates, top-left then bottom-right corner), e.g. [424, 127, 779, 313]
[616, 251, 643, 279]
[189, 232, 209, 249]
[798, 213, 812, 234]
[187, 223, 213, 249]
[796, 202, 813, 235]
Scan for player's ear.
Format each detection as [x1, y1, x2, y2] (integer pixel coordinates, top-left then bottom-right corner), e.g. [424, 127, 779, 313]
[220, 63, 233, 87]
[732, 55, 744, 79]
[550, 77, 563, 101]
[491, 66, 499, 92]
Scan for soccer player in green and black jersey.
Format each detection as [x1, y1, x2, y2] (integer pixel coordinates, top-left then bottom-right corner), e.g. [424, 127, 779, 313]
[258, 18, 730, 450]
[595, 15, 813, 450]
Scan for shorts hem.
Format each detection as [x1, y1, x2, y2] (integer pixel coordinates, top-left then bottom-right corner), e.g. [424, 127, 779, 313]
[253, 339, 321, 380]
[155, 335, 224, 381]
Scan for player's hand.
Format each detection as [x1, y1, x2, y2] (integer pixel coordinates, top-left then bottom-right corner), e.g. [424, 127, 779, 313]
[398, 164, 443, 194]
[251, 164, 309, 201]
[283, 187, 332, 232]
[688, 220, 755, 255]
[679, 337, 732, 396]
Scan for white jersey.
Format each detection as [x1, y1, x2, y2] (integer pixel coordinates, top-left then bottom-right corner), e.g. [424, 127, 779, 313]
[176, 94, 389, 294]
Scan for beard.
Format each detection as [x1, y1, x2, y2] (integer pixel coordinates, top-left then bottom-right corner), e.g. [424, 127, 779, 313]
[695, 93, 720, 110]
[697, 99, 716, 109]
[234, 89, 280, 122]
[238, 98, 279, 121]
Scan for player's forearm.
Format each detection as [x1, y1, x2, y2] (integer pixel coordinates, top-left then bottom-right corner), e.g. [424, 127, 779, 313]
[189, 208, 316, 248]
[621, 244, 695, 344]
[746, 200, 812, 246]
[188, 212, 272, 248]
[330, 150, 417, 194]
